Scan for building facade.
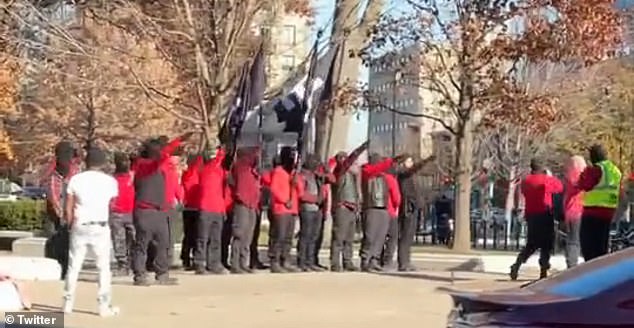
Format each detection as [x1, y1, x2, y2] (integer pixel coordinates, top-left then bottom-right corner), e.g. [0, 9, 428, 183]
[367, 45, 454, 161]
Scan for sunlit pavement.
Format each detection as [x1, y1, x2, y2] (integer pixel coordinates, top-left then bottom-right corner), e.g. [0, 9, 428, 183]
[9, 270, 524, 328]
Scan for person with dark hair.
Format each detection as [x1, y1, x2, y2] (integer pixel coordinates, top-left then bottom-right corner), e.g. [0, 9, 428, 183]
[360, 153, 404, 272]
[329, 141, 369, 272]
[395, 155, 435, 271]
[228, 147, 261, 274]
[63, 147, 119, 316]
[194, 146, 231, 274]
[577, 144, 622, 261]
[131, 132, 192, 286]
[44, 140, 81, 280]
[510, 158, 563, 280]
[110, 152, 135, 276]
[268, 146, 303, 273]
[180, 153, 203, 270]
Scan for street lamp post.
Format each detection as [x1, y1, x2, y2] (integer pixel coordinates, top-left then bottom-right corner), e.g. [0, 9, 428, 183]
[391, 69, 402, 157]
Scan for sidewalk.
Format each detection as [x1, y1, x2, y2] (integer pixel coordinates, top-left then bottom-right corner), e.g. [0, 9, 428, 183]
[8, 270, 519, 328]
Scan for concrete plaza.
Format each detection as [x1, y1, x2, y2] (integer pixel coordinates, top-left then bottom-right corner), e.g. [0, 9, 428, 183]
[11, 270, 521, 328]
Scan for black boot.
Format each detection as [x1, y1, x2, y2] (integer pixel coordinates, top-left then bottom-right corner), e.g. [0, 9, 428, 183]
[509, 263, 520, 281]
[539, 267, 548, 280]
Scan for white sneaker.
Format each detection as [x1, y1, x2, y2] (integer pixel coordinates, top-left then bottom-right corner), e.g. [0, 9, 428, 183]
[99, 305, 120, 317]
[62, 301, 73, 314]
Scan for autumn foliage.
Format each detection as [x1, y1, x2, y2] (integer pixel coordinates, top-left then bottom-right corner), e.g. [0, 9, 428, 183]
[359, 0, 623, 252]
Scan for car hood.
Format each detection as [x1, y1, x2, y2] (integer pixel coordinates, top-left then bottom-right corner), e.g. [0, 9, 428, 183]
[447, 286, 580, 306]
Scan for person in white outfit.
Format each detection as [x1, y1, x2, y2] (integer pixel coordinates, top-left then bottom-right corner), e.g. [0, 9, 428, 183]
[63, 147, 120, 317]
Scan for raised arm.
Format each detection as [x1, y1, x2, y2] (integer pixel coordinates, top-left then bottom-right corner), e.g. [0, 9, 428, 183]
[362, 157, 394, 179]
[398, 155, 436, 179]
[334, 141, 369, 177]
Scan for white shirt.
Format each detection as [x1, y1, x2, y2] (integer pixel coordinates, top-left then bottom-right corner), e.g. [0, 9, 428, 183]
[67, 170, 118, 225]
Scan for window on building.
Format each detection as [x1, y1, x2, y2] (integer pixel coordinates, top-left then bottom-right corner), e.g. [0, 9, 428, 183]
[281, 55, 295, 71]
[281, 25, 296, 45]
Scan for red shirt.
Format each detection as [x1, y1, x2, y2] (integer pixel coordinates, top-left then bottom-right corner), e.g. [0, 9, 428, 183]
[199, 149, 230, 214]
[112, 172, 135, 214]
[261, 170, 273, 187]
[270, 167, 303, 216]
[385, 173, 401, 218]
[132, 138, 181, 211]
[361, 158, 394, 181]
[231, 150, 261, 209]
[181, 156, 202, 209]
[578, 165, 616, 221]
[164, 160, 182, 208]
[521, 173, 563, 216]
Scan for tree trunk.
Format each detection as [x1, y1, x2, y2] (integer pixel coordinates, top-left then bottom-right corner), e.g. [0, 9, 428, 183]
[504, 167, 518, 241]
[452, 119, 473, 253]
[315, 109, 331, 160]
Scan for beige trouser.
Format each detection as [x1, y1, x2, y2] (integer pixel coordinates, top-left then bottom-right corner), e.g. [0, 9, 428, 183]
[63, 223, 112, 309]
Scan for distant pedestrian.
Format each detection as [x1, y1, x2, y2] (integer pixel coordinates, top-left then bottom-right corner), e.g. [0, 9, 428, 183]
[577, 144, 621, 261]
[329, 141, 369, 272]
[563, 155, 586, 268]
[380, 169, 401, 270]
[110, 152, 135, 276]
[269, 147, 303, 273]
[395, 155, 435, 271]
[229, 147, 261, 274]
[297, 154, 327, 271]
[62, 147, 119, 316]
[360, 153, 402, 272]
[131, 133, 191, 286]
[195, 147, 231, 274]
[44, 141, 80, 280]
[510, 159, 563, 280]
[181, 153, 204, 270]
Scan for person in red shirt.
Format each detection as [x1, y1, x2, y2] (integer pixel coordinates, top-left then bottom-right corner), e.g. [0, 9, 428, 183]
[180, 154, 203, 270]
[269, 146, 303, 273]
[44, 141, 81, 280]
[329, 141, 369, 272]
[229, 147, 261, 274]
[249, 156, 278, 270]
[193, 147, 230, 274]
[380, 170, 402, 270]
[360, 153, 403, 272]
[130, 132, 191, 286]
[510, 159, 563, 281]
[110, 152, 135, 276]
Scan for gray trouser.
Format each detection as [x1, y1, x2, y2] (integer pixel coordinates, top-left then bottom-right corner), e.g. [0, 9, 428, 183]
[381, 218, 398, 266]
[132, 209, 171, 281]
[397, 210, 418, 268]
[360, 208, 390, 264]
[269, 214, 297, 265]
[330, 206, 357, 267]
[565, 220, 581, 268]
[298, 210, 322, 267]
[194, 212, 225, 270]
[231, 204, 257, 270]
[109, 212, 135, 269]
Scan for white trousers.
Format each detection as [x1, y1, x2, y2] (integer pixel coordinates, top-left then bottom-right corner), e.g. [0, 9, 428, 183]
[63, 223, 112, 308]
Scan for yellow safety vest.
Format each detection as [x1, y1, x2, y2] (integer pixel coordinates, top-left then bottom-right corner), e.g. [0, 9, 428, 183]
[583, 160, 621, 208]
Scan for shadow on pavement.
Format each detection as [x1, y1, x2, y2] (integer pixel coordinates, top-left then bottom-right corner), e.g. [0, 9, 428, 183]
[375, 272, 473, 283]
[32, 302, 97, 316]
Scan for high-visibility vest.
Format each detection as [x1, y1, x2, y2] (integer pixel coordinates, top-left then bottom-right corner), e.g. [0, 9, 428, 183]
[583, 160, 621, 208]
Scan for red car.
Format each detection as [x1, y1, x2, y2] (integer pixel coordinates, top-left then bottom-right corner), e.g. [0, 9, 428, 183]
[446, 248, 634, 327]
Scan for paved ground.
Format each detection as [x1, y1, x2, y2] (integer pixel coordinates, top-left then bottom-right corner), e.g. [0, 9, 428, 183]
[6, 270, 523, 328]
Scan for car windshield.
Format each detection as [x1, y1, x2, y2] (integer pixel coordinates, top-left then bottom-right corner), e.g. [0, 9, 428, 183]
[525, 248, 634, 298]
